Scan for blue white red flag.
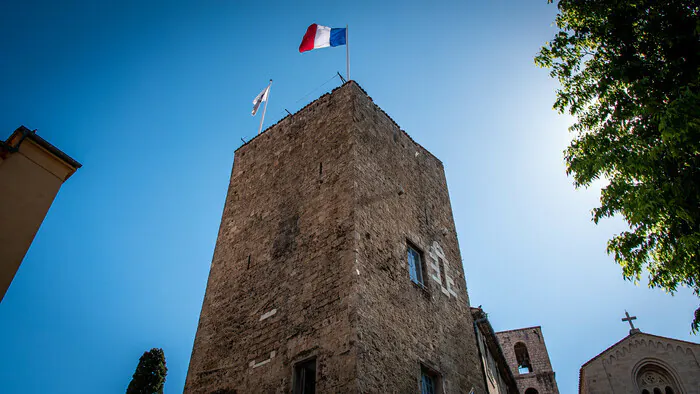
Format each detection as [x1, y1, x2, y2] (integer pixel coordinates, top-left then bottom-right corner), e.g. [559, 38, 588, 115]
[299, 24, 346, 53]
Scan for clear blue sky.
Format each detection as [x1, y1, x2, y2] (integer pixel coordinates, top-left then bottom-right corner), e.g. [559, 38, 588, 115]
[1, 1, 697, 393]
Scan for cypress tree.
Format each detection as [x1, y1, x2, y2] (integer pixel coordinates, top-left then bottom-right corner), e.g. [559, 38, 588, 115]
[126, 348, 167, 394]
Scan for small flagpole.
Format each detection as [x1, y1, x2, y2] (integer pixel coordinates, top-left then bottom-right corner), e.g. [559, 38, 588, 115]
[258, 79, 272, 134]
[346, 25, 350, 81]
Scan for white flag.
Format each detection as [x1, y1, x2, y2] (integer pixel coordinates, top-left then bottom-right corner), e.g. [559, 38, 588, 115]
[252, 85, 270, 116]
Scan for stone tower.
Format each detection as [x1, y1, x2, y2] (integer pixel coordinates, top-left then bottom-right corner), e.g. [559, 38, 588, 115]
[496, 327, 560, 394]
[185, 82, 486, 393]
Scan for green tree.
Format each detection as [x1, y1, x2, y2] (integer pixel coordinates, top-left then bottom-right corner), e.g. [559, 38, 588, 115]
[536, 0, 700, 332]
[126, 348, 168, 394]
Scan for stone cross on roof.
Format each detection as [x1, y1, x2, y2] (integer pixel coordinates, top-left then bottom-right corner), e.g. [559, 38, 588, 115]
[622, 310, 640, 334]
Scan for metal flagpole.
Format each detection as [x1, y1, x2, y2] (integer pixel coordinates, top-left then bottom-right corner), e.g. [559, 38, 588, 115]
[346, 25, 350, 81]
[258, 79, 272, 134]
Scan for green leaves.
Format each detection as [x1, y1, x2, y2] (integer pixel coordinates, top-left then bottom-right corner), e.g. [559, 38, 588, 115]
[539, 0, 700, 333]
[126, 348, 167, 394]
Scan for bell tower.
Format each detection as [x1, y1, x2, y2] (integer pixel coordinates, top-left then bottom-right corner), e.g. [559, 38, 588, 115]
[496, 326, 560, 394]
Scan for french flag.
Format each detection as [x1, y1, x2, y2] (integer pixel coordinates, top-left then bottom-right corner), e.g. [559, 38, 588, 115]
[299, 24, 347, 53]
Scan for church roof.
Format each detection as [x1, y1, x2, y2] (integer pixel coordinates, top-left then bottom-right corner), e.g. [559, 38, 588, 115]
[578, 331, 699, 393]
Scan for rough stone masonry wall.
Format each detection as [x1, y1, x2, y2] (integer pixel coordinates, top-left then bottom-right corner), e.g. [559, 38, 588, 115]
[184, 86, 360, 393]
[349, 83, 486, 393]
[185, 81, 490, 393]
[580, 334, 700, 394]
[496, 327, 559, 394]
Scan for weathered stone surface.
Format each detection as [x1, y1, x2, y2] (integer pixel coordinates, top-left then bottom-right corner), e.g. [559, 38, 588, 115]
[496, 327, 560, 394]
[185, 82, 485, 393]
[350, 83, 484, 393]
[579, 332, 700, 394]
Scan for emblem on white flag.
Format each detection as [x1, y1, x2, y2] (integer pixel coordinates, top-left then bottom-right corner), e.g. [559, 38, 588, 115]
[252, 85, 270, 116]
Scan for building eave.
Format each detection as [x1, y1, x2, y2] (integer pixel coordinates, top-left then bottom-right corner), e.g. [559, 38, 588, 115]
[5, 126, 82, 170]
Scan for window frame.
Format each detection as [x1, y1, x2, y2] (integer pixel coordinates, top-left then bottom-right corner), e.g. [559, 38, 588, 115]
[292, 357, 317, 394]
[407, 241, 426, 287]
[420, 364, 442, 394]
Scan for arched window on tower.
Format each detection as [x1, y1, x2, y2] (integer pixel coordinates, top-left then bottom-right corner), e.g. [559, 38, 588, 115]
[514, 342, 532, 374]
[665, 387, 674, 394]
[524, 389, 539, 394]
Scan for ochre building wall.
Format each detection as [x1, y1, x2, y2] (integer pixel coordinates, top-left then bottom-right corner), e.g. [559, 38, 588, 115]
[0, 132, 78, 301]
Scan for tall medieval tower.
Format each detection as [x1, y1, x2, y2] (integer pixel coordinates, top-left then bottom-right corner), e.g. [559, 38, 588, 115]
[185, 82, 486, 393]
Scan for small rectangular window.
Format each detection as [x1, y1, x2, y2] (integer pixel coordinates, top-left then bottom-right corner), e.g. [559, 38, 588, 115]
[421, 365, 441, 394]
[421, 373, 435, 394]
[293, 358, 316, 394]
[407, 243, 424, 285]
